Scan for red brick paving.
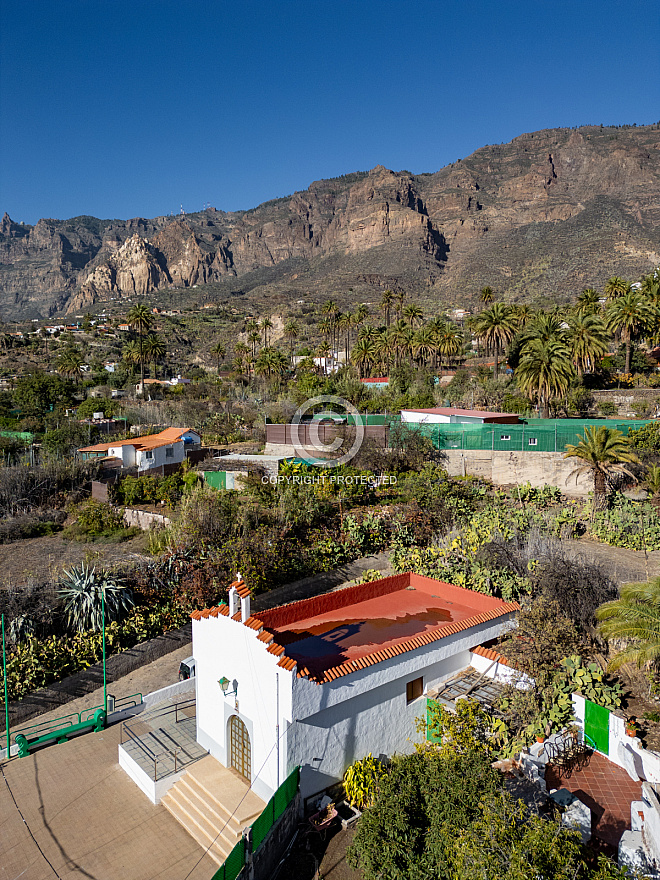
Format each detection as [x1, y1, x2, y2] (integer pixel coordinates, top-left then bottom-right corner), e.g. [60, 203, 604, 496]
[545, 751, 641, 848]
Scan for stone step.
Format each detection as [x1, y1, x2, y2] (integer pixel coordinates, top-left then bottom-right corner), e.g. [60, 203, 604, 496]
[176, 776, 244, 841]
[161, 792, 233, 866]
[166, 780, 243, 847]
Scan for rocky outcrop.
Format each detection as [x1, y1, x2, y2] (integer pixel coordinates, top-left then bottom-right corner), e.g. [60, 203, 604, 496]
[1, 124, 659, 319]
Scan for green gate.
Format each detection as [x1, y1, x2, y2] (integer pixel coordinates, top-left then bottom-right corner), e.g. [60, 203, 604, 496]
[584, 700, 609, 755]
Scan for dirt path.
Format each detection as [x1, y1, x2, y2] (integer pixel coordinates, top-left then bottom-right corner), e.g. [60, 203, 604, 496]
[0, 532, 150, 585]
[563, 538, 660, 585]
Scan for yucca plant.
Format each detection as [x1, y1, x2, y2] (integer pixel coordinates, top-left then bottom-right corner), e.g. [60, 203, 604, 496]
[58, 562, 134, 633]
[343, 753, 388, 811]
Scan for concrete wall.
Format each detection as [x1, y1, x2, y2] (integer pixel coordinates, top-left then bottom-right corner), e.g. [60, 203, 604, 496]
[123, 508, 171, 530]
[444, 449, 592, 495]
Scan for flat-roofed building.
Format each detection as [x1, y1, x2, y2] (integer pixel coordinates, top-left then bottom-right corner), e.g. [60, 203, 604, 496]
[190, 572, 518, 802]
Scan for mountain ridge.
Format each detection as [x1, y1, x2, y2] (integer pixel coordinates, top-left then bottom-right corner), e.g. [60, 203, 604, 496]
[1, 123, 659, 320]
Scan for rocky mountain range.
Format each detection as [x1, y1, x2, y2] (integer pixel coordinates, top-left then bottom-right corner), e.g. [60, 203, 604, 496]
[1, 124, 659, 320]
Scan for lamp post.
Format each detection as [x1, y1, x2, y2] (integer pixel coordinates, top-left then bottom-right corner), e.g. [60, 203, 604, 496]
[102, 588, 107, 715]
[2, 614, 9, 757]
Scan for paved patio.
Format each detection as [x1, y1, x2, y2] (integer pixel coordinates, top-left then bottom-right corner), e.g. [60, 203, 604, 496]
[0, 722, 217, 880]
[545, 751, 642, 848]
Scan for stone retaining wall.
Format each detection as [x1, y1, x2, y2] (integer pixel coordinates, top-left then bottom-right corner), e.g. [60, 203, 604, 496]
[444, 449, 592, 495]
[123, 507, 171, 530]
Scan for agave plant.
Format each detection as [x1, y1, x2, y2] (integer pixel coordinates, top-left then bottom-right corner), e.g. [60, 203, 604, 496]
[58, 562, 134, 633]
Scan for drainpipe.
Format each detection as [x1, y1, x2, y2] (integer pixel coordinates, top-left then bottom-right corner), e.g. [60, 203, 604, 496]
[276, 672, 280, 788]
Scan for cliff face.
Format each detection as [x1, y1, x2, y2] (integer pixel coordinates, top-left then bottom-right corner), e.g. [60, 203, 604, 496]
[1, 124, 659, 319]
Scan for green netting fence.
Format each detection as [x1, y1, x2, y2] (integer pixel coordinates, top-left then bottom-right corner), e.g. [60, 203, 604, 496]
[251, 765, 300, 850]
[211, 838, 245, 880]
[418, 418, 651, 453]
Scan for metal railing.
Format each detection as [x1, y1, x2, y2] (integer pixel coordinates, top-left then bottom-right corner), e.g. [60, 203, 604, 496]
[119, 696, 197, 781]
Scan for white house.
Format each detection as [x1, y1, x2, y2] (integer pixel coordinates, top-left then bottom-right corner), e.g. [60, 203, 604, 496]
[78, 427, 201, 471]
[191, 572, 518, 803]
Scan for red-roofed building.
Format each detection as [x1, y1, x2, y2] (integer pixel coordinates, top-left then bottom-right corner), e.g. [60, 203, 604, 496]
[401, 407, 521, 425]
[78, 426, 200, 472]
[189, 572, 518, 802]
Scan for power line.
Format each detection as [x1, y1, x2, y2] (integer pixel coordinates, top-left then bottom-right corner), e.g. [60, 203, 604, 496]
[180, 720, 294, 880]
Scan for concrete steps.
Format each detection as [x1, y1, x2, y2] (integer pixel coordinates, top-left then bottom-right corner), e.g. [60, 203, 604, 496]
[161, 756, 265, 867]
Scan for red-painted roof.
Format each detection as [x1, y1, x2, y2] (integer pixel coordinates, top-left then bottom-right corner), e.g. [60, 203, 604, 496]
[259, 572, 517, 683]
[191, 573, 518, 685]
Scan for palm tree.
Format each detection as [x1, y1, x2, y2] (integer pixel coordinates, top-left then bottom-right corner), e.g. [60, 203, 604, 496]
[338, 311, 352, 364]
[575, 288, 602, 316]
[437, 323, 462, 370]
[351, 336, 377, 378]
[566, 313, 609, 375]
[596, 579, 660, 670]
[521, 311, 566, 346]
[233, 341, 250, 376]
[472, 303, 518, 380]
[210, 342, 226, 374]
[379, 290, 394, 329]
[390, 320, 414, 366]
[513, 304, 533, 327]
[122, 340, 140, 377]
[606, 289, 655, 374]
[480, 286, 494, 305]
[58, 563, 133, 633]
[261, 317, 274, 347]
[604, 275, 630, 301]
[57, 349, 83, 384]
[640, 272, 660, 304]
[284, 319, 300, 365]
[403, 303, 424, 328]
[127, 304, 154, 390]
[247, 330, 261, 359]
[394, 291, 406, 322]
[144, 334, 166, 378]
[564, 426, 639, 509]
[412, 326, 437, 368]
[254, 347, 288, 385]
[516, 338, 573, 418]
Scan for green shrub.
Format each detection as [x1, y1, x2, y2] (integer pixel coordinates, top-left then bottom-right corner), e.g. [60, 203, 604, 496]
[591, 493, 660, 550]
[67, 498, 126, 537]
[343, 754, 388, 810]
[628, 420, 660, 450]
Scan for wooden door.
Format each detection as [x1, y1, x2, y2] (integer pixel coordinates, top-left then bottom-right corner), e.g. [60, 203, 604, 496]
[229, 715, 251, 781]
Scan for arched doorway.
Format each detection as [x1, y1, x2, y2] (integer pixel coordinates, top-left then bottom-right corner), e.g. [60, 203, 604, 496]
[228, 715, 251, 781]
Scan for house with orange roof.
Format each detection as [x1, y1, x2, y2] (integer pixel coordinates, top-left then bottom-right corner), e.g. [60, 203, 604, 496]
[187, 572, 518, 802]
[77, 426, 200, 472]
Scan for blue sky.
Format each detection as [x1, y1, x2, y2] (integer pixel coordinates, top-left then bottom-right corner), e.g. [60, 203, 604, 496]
[1, 0, 658, 224]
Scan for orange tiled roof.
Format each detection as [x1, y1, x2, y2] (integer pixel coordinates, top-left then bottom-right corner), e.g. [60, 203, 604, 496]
[78, 426, 196, 454]
[471, 644, 505, 663]
[191, 574, 519, 686]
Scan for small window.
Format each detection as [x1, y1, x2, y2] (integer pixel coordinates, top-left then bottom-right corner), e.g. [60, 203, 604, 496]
[165, 446, 174, 458]
[528, 438, 538, 446]
[500, 434, 511, 441]
[145, 450, 154, 460]
[406, 677, 423, 704]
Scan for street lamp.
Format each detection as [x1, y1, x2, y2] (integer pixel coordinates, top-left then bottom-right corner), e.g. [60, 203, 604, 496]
[218, 677, 238, 697]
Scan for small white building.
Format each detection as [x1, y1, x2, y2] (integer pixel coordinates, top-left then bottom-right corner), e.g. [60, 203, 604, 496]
[401, 407, 522, 426]
[191, 572, 518, 803]
[78, 427, 201, 472]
